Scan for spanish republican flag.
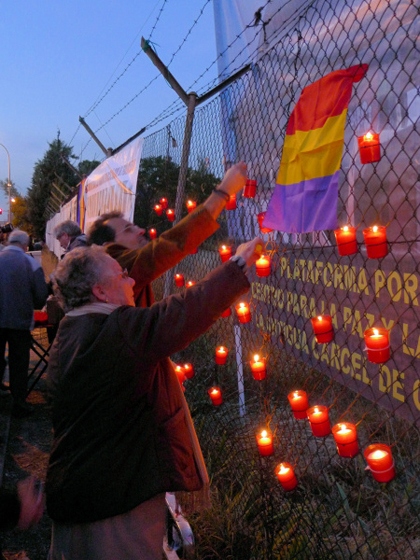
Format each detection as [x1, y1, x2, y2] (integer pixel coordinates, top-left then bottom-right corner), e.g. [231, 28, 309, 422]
[264, 64, 368, 233]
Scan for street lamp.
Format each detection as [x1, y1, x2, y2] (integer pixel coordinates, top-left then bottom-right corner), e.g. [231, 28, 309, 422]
[0, 143, 11, 223]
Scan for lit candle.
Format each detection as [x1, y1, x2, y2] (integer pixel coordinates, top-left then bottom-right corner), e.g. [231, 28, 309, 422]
[159, 197, 168, 209]
[174, 364, 186, 383]
[166, 208, 175, 222]
[225, 194, 237, 210]
[275, 462, 298, 491]
[257, 211, 273, 234]
[174, 273, 185, 287]
[256, 429, 274, 457]
[364, 443, 395, 482]
[186, 199, 197, 213]
[154, 203, 163, 216]
[332, 422, 359, 458]
[218, 244, 232, 263]
[235, 302, 251, 324]
[208, 386, 223, 406]
[362, 225, 388, 259]
[334, 225, 357, 256]
[357, 131, 381, 164]
[148, 228, 157, 240]
[287, 390, 309, 420]
[220, 307, 231, 318]
[250, 354, 266, 380]
[307, 405, 331, 437]
[183, 363, 195, 379]
[311, 315, 334, 343]
[215, 346, 228, 365]
[243, 179, 257, 198]
[255, 254, 271, 277]
[186, 280, 195, 288]
[364, 327, 390, 363]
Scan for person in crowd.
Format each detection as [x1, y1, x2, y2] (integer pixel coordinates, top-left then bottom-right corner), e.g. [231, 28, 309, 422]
[87, 161, 248, 307]
[0, 229, 48, 417]
[54, 220, 87, 255]
[45, 239, 261, 560]
[0, 478, 44, 531]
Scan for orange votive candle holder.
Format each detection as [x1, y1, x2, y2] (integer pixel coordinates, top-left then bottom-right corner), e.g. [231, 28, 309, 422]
[250, 354, 266, 380]
[363, 225, 388, 259]
[364, 443, 395, 482]
[235, 302, 251, 324]
[255, 254, 271, 277]
[256, 429, 274, 457]
[307, 405, 331, 437]
[332, 422, 359, 458]
[218, 244, 232, 262]
[257, 211, 273, 234]
[311, 315, 334, 343]
[275, 462, 298, 491]
[364, 327, 390, 363]
[154, 203, 163, 216]
[174, 364, 186, 384]
[183, 363, 195, 379]
[334, 225, 357, 256]
[166, 208, 175, 222]
[287, 390, 309, 420]
[186, 199, 197, 213]
[225, 194, 237, 210]
[186, 280, 195, 288]
[357, 132, 381, 164]
[215, 346, 228, 365]
[148, 228, 157, 240]
[243, 179, 257, 198]
[208, 386, 223, 406]
[159, 197, 168, 209]
[174, 273, 185, 287]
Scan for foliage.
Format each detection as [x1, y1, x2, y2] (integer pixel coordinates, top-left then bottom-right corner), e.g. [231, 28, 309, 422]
[0, 178, 20, 200]
[77, 158, 101, 177]
[11, 195, 35, 236]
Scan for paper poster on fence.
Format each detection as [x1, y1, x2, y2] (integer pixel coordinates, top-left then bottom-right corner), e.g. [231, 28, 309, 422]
[82, 137, 143, 231]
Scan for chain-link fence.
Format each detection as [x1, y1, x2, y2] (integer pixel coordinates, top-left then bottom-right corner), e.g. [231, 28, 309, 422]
[139, 1, 420, 558]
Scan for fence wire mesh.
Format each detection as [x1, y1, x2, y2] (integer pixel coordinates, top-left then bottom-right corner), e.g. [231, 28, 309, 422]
[139, 1, 419, 558]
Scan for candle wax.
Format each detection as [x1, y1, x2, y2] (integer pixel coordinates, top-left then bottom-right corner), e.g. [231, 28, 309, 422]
[287, 390, 309, 420]
[215, 346, 228, 365]
[256, 255, 271, 277]
[236, 303, 251, 324]
[174, 274, 185, 287]
[364, 443, 395, 482]
[332, 423, 359, 457]
[334, 226, 357, 256]
[225, 194, 237, 210]
[364, 327, 390, 363]
[276, 462, 298, 491]
[256, 430, 274, 456]
[208, 387, 223, 406]
[307, 405, 331, 437]
[250, 355, 266, 380]
[363, 225, 388, 259]
[218, 245, 232, 262]
[311, 315, 334, 343]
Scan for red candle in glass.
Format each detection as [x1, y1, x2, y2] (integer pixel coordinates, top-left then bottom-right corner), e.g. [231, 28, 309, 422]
[364, 443, 395, 482]
[307, 405, 331, 437]
[174, 273, 185, 287]
[334, 226, 357, 256]
[225, 194, 237, 210]
[159, 197, 168, 209]
[364, 327, 390, 363]
[235, 302, 251, 324]
[166, 208, 175, 222]
[357, 132, 381, 164]
[186, 199, 197, 213]
[215, 346, 228, 365]
[208, 386, 223, 406]
[311, 315, 334, 343]
[275, 462, 298, 491]
[183, 363, 195, 379]
[256, 254, 271, 277]
[243, 179, 257, 198]
[332, 422, 359, 458]
[154, 203, 163, 216]
[257, 211, 273, 234]
[287, 390, 309, 420]
[363, 225, 388, 259]
[148, 228, 157, 240]
[186, 280, 195, 288]
[250, 354, 266, 380]
[256, 429, 274, 457]
[221, 307, 231, 318]
[218, 245, 232, 262]
[174, 365, 186, 384]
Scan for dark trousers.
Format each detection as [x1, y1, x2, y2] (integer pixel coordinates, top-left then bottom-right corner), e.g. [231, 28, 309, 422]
[0, 329, 31, 404]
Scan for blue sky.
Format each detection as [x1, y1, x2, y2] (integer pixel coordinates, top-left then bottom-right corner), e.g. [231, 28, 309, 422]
[0, 0, 218, 215]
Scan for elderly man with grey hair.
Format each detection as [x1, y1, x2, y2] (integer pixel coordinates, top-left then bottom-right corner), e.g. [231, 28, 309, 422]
[0, 229, 48, 417]
[54, 220, 87, 255]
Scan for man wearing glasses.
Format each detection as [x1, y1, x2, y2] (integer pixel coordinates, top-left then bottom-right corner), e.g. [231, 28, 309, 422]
[87, 162, 248, 308]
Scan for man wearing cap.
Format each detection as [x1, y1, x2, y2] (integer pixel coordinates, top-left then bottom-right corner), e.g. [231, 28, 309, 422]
[0, 229, 48, 416]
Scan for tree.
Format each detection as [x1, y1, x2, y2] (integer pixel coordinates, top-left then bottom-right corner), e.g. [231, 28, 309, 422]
[0, 178, 20, 200]
[10, 195, 34, 236]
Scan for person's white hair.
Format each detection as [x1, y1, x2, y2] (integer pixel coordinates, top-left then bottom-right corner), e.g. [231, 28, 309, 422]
[8, 229, 29, 247]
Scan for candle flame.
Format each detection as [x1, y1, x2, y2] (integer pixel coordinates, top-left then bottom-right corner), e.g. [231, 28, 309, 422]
[314, 407, 319, 413]
[338, 424, 351, 434]
[372, 225, 378, 233]
[278, 464, 290, 475]
[317, 315, 322, 321]
[261, 430, 268, 438]
[365, 132, 373, 141]
[343, 225, 349, 232]
[373, 328, 379, 336]
[293, 391, 300, 398]
[211, 388, 219, 395]
[253, 354, 260, 362]
[369, 449, 387, 460]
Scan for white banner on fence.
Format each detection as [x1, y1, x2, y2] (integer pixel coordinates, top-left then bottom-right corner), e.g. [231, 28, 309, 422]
[83, 137, 143, 230]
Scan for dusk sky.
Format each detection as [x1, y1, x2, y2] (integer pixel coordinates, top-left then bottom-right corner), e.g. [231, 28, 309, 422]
[0, 0, 218, 214]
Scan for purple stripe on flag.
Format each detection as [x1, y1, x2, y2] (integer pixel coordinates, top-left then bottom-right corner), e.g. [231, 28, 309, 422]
[263, 173, 339, 233]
